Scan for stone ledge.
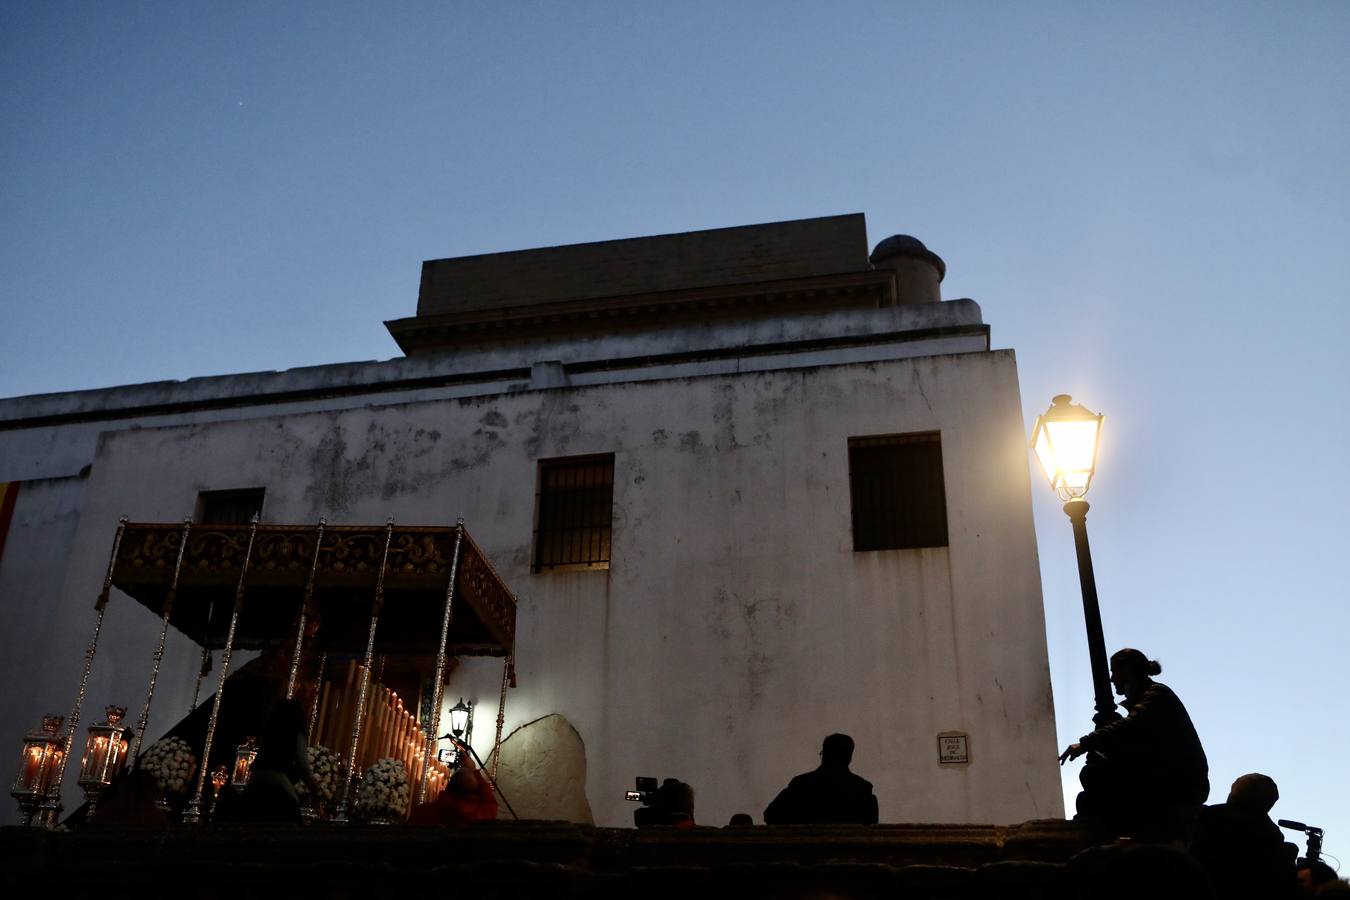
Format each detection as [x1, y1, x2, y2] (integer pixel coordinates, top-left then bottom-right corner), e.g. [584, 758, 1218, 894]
[1, 819, 1090, 897]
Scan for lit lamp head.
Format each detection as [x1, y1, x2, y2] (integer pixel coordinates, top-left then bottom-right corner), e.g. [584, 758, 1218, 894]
[439, 698, 473, 769]
[11, 715, 64, 826]
[77, 706, 130, 810]
[1030, 395, 1104, 502]
[207, 764, 229, 821]
[231, 737, 258, 789]
[448, 698, 473, 740]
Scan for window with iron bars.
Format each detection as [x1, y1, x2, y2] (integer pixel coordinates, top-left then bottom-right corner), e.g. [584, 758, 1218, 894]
[533, 454, 614, 572]
[848, 433, 948, 551]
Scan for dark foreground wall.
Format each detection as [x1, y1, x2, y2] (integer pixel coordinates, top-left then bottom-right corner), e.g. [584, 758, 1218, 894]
[1, 820, 1094, 899]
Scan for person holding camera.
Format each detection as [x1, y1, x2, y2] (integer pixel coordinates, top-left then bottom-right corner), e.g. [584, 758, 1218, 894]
[1190, 773, 1300, 899]
[409, 754, 499, 827]
[1060, 648, 1208, 837]
[633, 778, 696, 828]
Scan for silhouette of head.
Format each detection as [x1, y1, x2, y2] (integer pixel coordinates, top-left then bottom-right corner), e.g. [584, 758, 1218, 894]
[821, 733, 854, 767]
[1109, 648, 1161, 697]
[659, 778, 694, 815]
[727, 813, 753, 826]
[447, 763, 481, 796]
[1298, 860, 1338, 891]
[262, 698, 307, 749]
[1227, 773, 1278, 814]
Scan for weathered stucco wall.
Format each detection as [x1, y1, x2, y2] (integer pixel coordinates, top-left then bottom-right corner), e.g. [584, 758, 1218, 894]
[7, 349, 1060, 827]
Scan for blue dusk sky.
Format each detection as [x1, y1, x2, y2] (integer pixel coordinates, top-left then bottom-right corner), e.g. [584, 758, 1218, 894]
[2, 2, 1347, 855]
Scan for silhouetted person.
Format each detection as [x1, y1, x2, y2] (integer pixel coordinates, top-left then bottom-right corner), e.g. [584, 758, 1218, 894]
[1190, 773, 1299, 899]
[763, 733, 878, 825]
[1299, 861, 1342, 895]
[87, 768, 168, 826]
[634, 778, 695, 828]
[726, 813, 754, 827]
[408, 755, 498, 826]
[1061, 649, 1208, 838]
[236, 699, 318, 824]
[1067, 841, 1216, 899]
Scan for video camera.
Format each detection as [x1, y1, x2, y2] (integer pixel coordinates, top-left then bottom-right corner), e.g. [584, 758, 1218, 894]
[624, 776, 693, 827]
[1278, 818, 1325, 864]
[624, 776, 660, 804]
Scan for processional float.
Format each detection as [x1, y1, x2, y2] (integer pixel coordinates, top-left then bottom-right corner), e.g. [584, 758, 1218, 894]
[11, 516, 518, 826]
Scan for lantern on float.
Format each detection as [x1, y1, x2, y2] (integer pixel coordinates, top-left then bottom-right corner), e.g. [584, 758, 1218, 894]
[77, 706, 130, 813]
[209, 764, 228, 820]
[11, 715, 64, 826]
[231, 737, 258, 788]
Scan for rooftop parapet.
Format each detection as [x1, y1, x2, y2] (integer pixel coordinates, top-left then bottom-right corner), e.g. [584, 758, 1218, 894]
[387, 214, 950, 354]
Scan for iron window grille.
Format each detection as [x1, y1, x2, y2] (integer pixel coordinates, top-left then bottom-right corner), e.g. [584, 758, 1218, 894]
[848, 433, 948, 551]
[533, 454, 614, 572]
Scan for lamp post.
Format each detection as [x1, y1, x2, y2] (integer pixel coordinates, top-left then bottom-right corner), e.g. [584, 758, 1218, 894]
[1030, 394, 1118, 727]
[439, 699, 473, 768]
[448, 699, 473, 744]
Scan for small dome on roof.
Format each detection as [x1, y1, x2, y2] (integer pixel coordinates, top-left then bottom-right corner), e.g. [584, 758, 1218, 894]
[869, 235, 946, 282]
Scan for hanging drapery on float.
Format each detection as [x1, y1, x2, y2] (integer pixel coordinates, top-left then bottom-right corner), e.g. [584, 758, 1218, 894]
[33, 516, 518, 827]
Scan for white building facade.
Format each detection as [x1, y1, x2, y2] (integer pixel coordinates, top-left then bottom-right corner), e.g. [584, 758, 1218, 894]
[0, 214, 1063, 827]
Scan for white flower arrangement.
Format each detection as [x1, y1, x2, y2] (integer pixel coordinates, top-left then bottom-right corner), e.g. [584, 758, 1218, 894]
[139, 737, 198, 795]
[355, 757, 409, 821]
[298, 745, 340, 803]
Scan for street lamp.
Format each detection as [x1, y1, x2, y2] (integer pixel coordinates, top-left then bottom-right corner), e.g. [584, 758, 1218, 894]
[1030, 394, 1117, 726]
[439, 699, 474, 768]
[448, 699, 473, 742]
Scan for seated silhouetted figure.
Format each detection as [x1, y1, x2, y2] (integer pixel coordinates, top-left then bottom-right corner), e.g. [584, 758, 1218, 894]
[763, 733, 878, 825]
[1061, 649, 1208, 838]
[235, 699, 318, 824]
[88, 768, 168, 826]
[409, 756, 498, 827]
[1190, 773, 1299, 900]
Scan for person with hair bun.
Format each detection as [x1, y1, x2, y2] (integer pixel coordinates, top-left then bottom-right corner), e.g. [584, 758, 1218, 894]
[1060, 648, 1209, 837]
